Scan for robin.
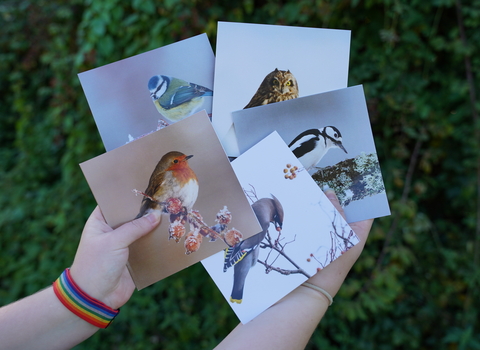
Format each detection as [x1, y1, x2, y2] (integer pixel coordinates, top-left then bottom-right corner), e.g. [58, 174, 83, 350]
[135, 151, 199, 221]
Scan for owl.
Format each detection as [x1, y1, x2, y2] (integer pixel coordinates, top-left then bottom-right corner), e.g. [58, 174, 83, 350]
[244, 68, 299, 109]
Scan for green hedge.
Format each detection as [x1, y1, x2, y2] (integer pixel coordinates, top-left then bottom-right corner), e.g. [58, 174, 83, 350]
[1, 0, 479, 348]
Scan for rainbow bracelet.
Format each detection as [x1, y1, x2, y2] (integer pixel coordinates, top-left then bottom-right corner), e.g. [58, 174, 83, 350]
[53, 268, 119, 328]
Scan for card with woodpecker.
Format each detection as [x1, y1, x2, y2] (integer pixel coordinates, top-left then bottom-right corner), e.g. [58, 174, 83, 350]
[78, 33, 214, 152]
[80, 111, 261, 289]
[232, 85, 391, 224]
[202, 131, 359, 323]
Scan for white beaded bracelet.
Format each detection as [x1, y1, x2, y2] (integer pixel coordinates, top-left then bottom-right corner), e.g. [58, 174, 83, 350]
[301, 282, 333, 306]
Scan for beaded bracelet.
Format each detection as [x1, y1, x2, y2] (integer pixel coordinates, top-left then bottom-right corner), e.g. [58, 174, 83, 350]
[53, 268, 119, 328]
[301, 282, 333, 306]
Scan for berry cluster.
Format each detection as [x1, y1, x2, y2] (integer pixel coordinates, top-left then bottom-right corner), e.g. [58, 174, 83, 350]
[283, 163, 299, 180]
[163, 198, 243, 254]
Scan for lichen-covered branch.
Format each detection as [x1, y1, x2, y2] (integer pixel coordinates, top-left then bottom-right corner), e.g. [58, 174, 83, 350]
[312, 152, 386, 207]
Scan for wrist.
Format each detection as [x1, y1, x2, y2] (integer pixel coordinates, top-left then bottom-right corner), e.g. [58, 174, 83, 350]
[53, 268, 120, 328]
[301, 282, 333, 306]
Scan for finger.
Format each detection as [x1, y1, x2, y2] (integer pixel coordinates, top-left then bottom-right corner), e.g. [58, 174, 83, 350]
[349, 218, 374, 241]
[90, 206, 105, 221]
[324, 189, 346, 220]
[81, 206, 113, 239]
[113, 211, 161, 248]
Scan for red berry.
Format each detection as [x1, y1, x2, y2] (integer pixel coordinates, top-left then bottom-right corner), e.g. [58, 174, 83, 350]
[165, 197, 183, 214]
[216, 206, 232, 224]
[184, 230, 202, 255]
[225, 228, 242, 246]
[168, 219, 185, 242]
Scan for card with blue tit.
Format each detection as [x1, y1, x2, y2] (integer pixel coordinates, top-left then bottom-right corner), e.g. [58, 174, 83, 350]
[78, 33, 214, 152]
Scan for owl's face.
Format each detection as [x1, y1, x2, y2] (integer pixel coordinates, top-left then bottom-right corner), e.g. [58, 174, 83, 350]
[244, 68, 299, 109]
[270, 72, 297, 95]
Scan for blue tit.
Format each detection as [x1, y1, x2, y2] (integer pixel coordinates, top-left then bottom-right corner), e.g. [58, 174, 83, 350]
[148, 75, 213, 123]
[288, 126, 347, 171]
[223, 195, 284, 304]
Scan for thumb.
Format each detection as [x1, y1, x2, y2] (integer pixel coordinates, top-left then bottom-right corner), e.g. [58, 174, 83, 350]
[114, 211, 161, 247]
[324, 189, 346, 221]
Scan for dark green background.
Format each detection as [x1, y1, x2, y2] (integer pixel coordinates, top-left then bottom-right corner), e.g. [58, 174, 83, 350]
[1, 0, 479, 348]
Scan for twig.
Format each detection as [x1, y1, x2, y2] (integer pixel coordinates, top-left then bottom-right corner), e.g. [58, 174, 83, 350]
[330, 210, 356, 250]
[132, 189, 157, 203]
[259, 233, 311, 278]
[244, 184, 259, 204]
[257, 260, 310, 277]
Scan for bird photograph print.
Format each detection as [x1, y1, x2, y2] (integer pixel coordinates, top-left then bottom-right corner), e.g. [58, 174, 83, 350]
[288, 126, 348, 172]
[78, 33, 214, 152]
[133, 151, 201, 251]
[148, 75, 213, 123]
[222, 194, 284, 304]
[80, 111, 261, 290]
[232, 85, 391, 224]
[243, 68, 299, 109]
[202, 132, 359, 323]
[211, 21, 351, 157]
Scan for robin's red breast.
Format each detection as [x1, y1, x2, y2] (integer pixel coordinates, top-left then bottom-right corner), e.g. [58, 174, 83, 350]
[136, 151, 199, 219]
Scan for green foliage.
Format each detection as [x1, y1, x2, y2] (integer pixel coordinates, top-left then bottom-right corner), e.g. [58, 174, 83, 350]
[1, 0, 479, 348]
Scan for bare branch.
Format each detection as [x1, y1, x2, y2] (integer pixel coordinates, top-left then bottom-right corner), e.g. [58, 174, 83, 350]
[257, 260, 310, 277]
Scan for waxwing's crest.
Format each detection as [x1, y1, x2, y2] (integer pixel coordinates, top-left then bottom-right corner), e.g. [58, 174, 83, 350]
[270, 194, 284, 228]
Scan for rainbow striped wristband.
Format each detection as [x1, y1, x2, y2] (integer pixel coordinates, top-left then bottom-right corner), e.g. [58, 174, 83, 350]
[53, 268, 119, 328]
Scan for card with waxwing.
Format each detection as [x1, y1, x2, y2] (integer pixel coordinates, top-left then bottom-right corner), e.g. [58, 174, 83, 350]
[78, 33, 214, 152]
[80, 111, 261, 289]
[211, 21, 351, 157]
[232, 85, 391, 224]
[202, 131, 359, 324]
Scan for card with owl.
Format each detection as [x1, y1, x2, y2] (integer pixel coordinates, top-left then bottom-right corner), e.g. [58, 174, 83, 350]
[78, 33, 214, 152]
[232, 85, 391, 224]
[211, 21, 351, 157]
[201, 131, 359, 324]
[80, 111, 261, 290]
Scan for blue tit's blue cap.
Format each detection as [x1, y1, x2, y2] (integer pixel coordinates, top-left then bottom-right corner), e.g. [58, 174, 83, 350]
[148, 75, 159, 91]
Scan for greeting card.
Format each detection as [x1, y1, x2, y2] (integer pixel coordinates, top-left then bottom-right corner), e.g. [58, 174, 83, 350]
[233, 85, 390, 223]
[211, 22, 351, 156]
[80, 111, 261, 289]
[78, 34, 215, 151]
[202, 132, 359, 323]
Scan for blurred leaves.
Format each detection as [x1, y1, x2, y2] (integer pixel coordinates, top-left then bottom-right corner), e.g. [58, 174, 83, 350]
[1, 0, 479, 349]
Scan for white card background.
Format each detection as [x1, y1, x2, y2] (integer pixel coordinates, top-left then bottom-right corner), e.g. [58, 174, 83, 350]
[211, 22, 351, 156]
[232, 85, 391, 223]
[202, 132, 359, 323]
[78, 34, 214, 151]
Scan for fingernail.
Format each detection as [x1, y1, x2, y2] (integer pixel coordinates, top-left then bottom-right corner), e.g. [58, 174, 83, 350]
[146, 211, 161, 224]
[324, 188, 337, 199]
